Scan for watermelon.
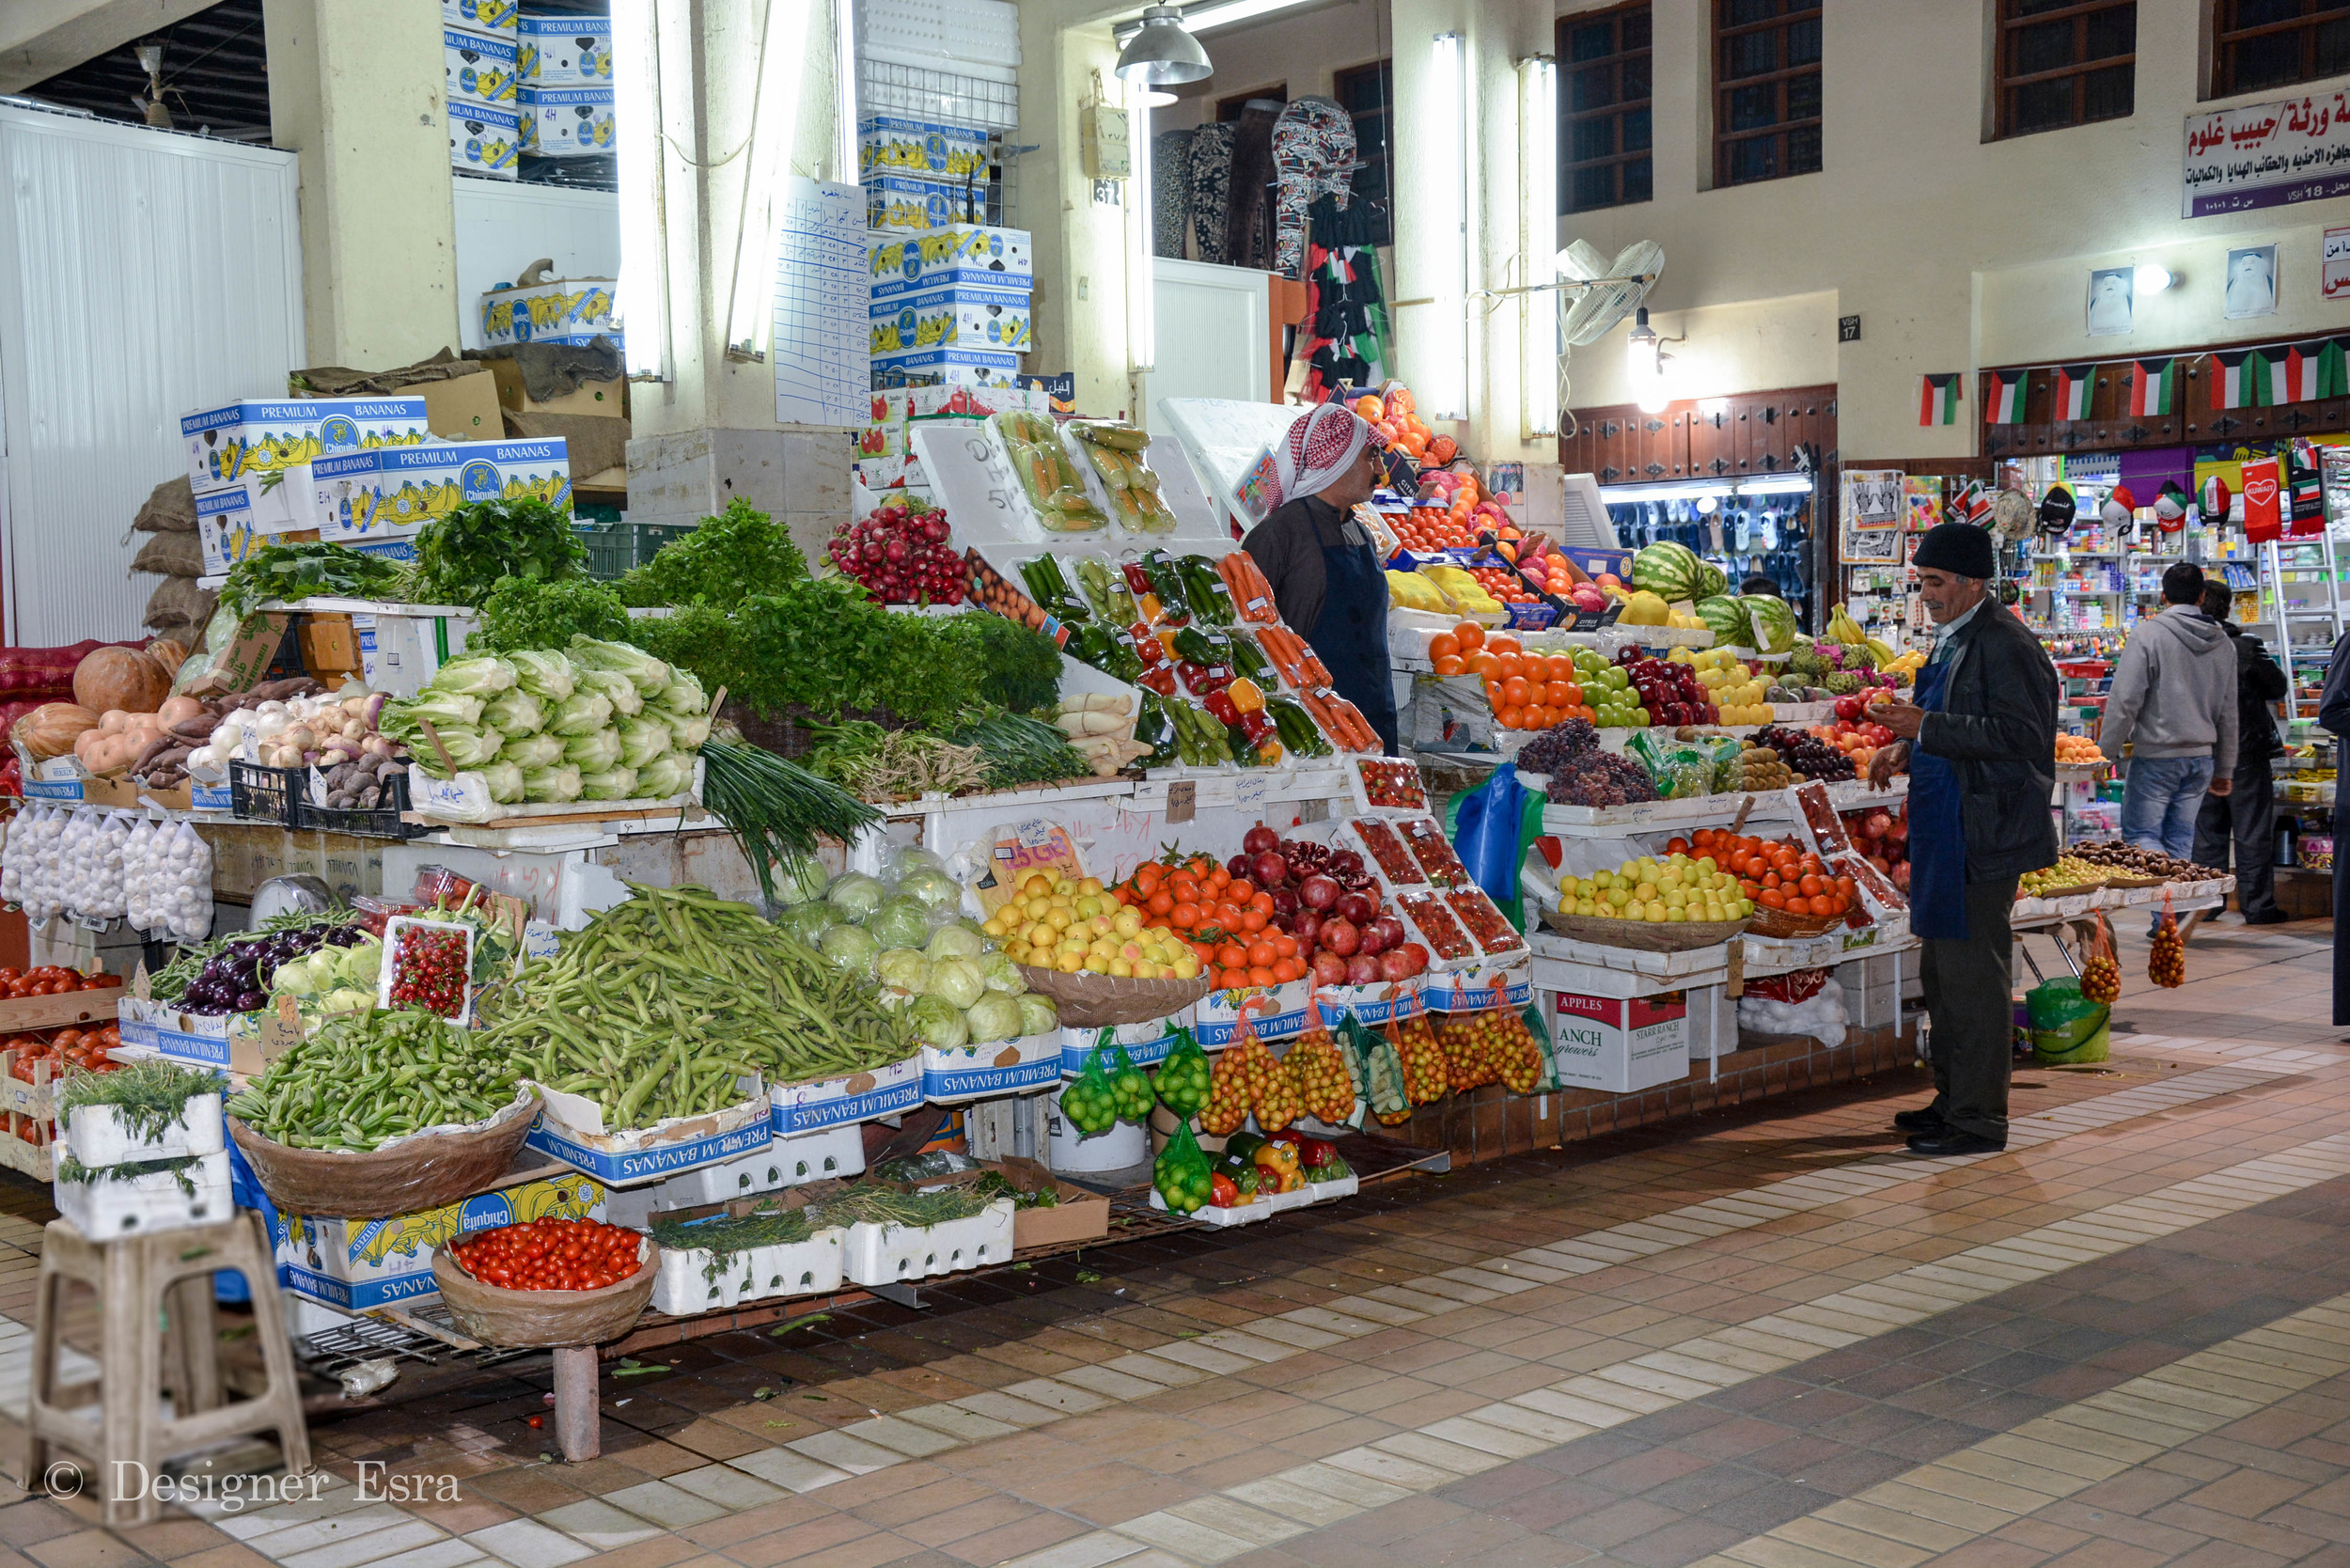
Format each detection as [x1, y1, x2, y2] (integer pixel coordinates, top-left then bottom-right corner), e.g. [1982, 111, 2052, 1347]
[1741, 593, 1798, 654]
[1695, 595, 1752, 645]
[1630, 541, 1702, 603]
[1693, 559, 1728, 601]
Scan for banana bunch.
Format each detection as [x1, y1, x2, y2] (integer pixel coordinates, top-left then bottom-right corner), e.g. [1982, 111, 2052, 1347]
[1826, 604, 1902, 666]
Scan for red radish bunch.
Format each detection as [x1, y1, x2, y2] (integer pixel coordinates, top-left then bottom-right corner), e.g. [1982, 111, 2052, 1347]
[828, 500, 963, 605]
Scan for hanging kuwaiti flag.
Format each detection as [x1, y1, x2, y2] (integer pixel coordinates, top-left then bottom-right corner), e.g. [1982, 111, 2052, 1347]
[2280, 339, 2347, 403]
[2053, 363, 2094, 420]
[2214, 349, 2271, 409]
[2128, 357, 2178, 417]
[1986, 369, 2029, 424]
[1918, 373, 1961, 426]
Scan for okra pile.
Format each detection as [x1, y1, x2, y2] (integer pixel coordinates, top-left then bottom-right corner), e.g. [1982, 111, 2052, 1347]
[224, 1008, 516, 1152]
[476, 882, 918, 1130]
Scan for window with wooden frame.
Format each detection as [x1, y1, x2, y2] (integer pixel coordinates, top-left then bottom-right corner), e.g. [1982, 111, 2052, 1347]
[1713, 0, 1821, 187]
[1994, 0, 2135, 138]
[1332, 61, 1393, 245]
[1216, 86, 1287, 121]
[1559, 1, 1652, 212]
[2213, 0, 2350, 98]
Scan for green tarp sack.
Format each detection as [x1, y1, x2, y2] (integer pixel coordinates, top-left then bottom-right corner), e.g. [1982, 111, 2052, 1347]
[2027, 976, 2109, 1065]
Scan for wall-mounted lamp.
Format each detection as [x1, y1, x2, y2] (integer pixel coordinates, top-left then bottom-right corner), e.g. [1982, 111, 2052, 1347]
[2134, 263, 2175, 292]
[613, 0, 671, 381]
[1125, 75, 1156, 375]
[1516, 54, 1558, 442]
[1625, 306, 1682, 414]
[725, 0, 813, 359]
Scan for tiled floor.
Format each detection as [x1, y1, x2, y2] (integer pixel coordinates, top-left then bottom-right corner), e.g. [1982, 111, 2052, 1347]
[1, 914, 2346, 1568]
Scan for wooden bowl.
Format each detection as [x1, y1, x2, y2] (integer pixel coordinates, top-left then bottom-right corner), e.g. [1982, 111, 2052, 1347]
[431, 1232, 661, 1348]
[227, 1093, 540, 1220]
[1743, 903, 1843, 940]
[1013, 965, 1213, 1027]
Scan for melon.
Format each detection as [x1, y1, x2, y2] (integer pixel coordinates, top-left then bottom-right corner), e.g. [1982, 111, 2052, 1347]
[1630, 541, 1703, 603]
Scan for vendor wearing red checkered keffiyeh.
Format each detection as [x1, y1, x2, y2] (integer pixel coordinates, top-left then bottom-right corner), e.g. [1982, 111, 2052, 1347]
[1241, 405, 1399, 754]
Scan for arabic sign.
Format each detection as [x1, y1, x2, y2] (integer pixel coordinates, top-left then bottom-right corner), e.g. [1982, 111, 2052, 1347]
[2184, 93, 2350, 218]
[2326, 227, 2350, 300]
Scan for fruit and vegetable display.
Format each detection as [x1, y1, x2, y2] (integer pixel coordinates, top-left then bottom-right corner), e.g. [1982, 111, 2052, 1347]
[1749, 725, 1856, 782]
[1066, 421, 1179, 533]
[2149, 909, 2186, 987]
[1557, 850, 1757, 926]
[829, 494, 964, 606]
[1104, 832, 1432, 987]
[1629, 540, 1729, 609]
[2068, 842, 2225, 883]
[7, 1019, 124, 1084]
[1841, 804, 1910, 894]
[3, 808, 213, 940]
[2055, 734, 2107, 766]
[150, 913, 375, 1016]
[1689, 830, 1857, 920]
[225, 1008, 518, 1151]
[1434, 1009, 1545, 1094]
[990, 410, 1110, 533]
[985, 869, 1199, 982]
[2017, 856, 2107, 897]
[1516, 717, 1660, 808]
[1058, 1039, 1153, 1134]
[447, 1218, 646, 1293]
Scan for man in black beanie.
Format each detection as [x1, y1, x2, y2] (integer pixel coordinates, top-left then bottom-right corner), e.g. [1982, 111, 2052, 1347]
[1864, 523, 2060, 1156]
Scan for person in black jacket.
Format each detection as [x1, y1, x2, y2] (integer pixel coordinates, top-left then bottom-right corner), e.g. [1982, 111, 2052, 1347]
[1865, 524, 2060, 1156]
[2192, 581, 2289, 923]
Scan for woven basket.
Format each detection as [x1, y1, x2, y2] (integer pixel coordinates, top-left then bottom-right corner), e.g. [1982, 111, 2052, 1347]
[1535, 908, 1749, 952]
[227, 1092, 541, 1220]
[1013, 965, 1214, 1027]
[431, 1233, 660, 1348]
[1744, 904, 1843, 940]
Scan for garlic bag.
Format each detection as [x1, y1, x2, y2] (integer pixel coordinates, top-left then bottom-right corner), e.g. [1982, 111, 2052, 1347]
[161, 822, 212, 944]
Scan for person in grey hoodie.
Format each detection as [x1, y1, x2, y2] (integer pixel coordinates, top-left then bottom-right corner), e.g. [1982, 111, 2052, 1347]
[2099, 561, 2238, 862]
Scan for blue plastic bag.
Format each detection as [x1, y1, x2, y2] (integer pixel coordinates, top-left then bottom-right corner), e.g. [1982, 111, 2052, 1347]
[1445, 763, 1547, 931]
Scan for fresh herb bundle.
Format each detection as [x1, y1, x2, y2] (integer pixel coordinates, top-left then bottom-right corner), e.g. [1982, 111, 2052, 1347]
[973, 1170, 1058, 1210]
[411, 498, 588, 607]
[802, 722, 986, 802]
[57, 1059, 217, 1145]
[932, 615, 1064, 714]
[812, 1186, 990, 1229]
[698, 739, 882, 903]
[470, 576, 632, 652]
[650, 1203, 819, 1284]
[944, 710, 1093, 790]
[219, 542, 407, 617]
[55, 1152, 204, 1197]
[616, 499, 808, 610]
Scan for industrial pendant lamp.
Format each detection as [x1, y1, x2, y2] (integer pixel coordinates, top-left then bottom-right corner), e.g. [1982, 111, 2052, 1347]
[1116, 5, 1212, 84]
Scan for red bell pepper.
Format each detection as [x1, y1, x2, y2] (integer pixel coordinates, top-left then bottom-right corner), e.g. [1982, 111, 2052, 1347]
[1239, 710, 1276, 745]
[1209, 1171, 1239, 1207]
[1202, 688, 1243, 726]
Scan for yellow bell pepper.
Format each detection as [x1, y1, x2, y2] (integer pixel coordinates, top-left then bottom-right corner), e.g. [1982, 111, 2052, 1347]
[1251, 1141, 1300, 1183]
[1227, 678, 1266, 714]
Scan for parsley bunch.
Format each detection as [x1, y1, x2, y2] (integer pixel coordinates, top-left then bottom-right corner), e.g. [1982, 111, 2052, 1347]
[616, 499, 807, 610]
[470, 576, 633, 652]
[411, 498, 588, 607]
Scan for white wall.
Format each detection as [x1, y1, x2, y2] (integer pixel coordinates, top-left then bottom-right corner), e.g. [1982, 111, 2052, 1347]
[451, 180, 622, 351]
[0, 105, 303, 644]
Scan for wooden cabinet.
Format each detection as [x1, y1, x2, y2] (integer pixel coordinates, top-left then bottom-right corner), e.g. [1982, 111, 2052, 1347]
[1560, 385, 1836, 485]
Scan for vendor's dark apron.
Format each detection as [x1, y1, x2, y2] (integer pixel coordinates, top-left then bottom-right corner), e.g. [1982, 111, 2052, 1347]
[1908, 653, 1969, 940]
[1310, 531, 1401, 756]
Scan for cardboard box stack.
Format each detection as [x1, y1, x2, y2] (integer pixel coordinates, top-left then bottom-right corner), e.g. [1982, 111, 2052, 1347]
[519, 12, 617, 160]
[446, 1, 523, 179]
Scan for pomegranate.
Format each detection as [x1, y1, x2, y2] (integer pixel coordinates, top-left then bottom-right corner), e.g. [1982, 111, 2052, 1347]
[1242, 823, 1280, 856]
[1297, 874, 1340, 912]
[1397, 943, 1430, 974]
[1328, 850, 1366, 881]
[1335, 890, 1376, 927]
[1290, 910, 1323, 951]
[1369, 914, 1405, 954]
[1309, 950, 1349, 986]
[1345, 954, 1381, 984]
[1268, 886, 1299, 921]
[1860, 810, 1891, 841]
[1252, 851, 1290, 887]
[1225, 853, 1252, 880]
[1377, 949, 1416, 981]
[1320, 917, 1361, 957]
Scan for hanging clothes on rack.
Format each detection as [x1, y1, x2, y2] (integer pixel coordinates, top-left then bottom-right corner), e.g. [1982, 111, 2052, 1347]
[1270, 98, 1354, 277]
[1293, 195, 1391, 403]
[1152, 128, 1196, 259]
[1223, 101, 1283, 271]
[1185, 123, 1237, 266]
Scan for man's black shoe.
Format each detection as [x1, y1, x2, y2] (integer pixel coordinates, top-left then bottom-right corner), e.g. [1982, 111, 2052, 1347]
[1905, 1128, 2006, 1157]
[2243, 910, 2292, 925]
[1891, 1106, 1946, 1133]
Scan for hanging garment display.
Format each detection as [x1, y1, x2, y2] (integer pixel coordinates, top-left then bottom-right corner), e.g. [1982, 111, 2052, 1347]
[1223, 100, 1282, 272]
[1152, 128, 1197, 259]
[1185, 123, 1237, 266]
[1292, 195, 1391, 403]
[1270, 98, 1355, 277]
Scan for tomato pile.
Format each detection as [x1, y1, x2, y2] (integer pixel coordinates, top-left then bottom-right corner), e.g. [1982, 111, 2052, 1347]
[389, 926, 468, 1017]
[8, 1023, 123, 1082]
[0, 966, 119, 999]
[447, 1218, 645, 1293]
[1673, 829, 1857, 919]
[1465, 564, 1540, 607]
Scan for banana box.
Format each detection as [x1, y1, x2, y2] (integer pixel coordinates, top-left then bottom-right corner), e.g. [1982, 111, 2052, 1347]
[450, 99, 523, 177]
[523, 85, 617, 157]
[194, 479, 327, 575]
[268, 1171, 606, 1309]
[442, 0, 517, 29]
[870, 345, 1022, 390]
[520, 14, 612, 84]
[869, 284, 1032, 357]
[314, 438, 572, 544]
[857, 116, 990, 182]
[863, 175, 980, 235]
[480, 275, 618, 349]
[870, 224, 1032, 298]
[445, 24, 519, 105]
[180, 397, 431, 497]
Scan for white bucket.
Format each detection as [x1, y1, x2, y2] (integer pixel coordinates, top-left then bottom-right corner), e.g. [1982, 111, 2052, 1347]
[1044, 1104, 1147, 1174]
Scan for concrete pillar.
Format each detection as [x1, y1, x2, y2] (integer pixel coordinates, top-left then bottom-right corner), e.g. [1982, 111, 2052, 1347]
[261, 0, 462, 368]
[621, 0, 854, 557]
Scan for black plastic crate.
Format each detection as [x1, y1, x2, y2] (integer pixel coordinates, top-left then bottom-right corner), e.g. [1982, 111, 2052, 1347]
[292, 767, 426, 840]
[228, 761, 302, 826]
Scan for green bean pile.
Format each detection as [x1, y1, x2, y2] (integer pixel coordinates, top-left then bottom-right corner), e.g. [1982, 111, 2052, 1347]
[224, 1010, 516, 1152]
[476, 883, 918, 1131]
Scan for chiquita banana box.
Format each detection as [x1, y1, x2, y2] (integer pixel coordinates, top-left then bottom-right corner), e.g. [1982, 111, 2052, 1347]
[442, 0, 518, 29]
[520, 15, 612, 83]
[479, 276, 618, 349]
[271, 1170, 605, 1309]
[180, 398, 431, 497]
[314, 439, 572, 544]
[857, 116, 990, 181]
[869, 224, 1032, 299]
[524, 85, 616, 157]
[863, 176, 976, 235]
[445, 24, 520, 105]
[449, 99, 522, 177]
[869, 285, 1032, 356]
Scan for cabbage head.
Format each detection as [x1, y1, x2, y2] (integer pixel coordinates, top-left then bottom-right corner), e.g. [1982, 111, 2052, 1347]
[480, 760, 525, 803]
[508, 649, 576, 703]
[897, 865, 960, 911]
[771, 850, 825, 906]
[428, 656, 519, 698]
[866, 896, 932, 949]
[964, 993, 1025, 1044]
[546, 690, 614, 737]
[925, 921, 986, 963]
[636, 753, 695, 798]
[563, 728, 623, 771]
[976, 951, 1025, 996]
[567, 635, 671, 696]
[663, 711, 713, 751]
[926, 956, 986, 1010]
[875, 948, 932, 994]
[1016, 994, 1058, 1036]
[500, 732, 568, 770]
[482, 689, 544, 737]
[824, 871, 886, 920]
[617, 715, 671, 769]
[905, 995, 968, 1049]
[661, 670, 708, 715]
[522, 764, 582, 803]
[820, 922, 880, 976]
[776, 901, 838, 942]
[578, 765, 639, 800]
[576, 666, 644, 718]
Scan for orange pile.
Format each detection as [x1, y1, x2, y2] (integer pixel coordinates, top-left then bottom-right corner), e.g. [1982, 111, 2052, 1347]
[1110, 854, 1304, 989]
[1354, 388, 1449, 465]
[1680, 828, 1857, 919]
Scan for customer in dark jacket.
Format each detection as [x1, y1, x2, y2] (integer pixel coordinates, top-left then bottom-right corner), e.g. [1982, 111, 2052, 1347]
[2192, 581, 2289, 923]
[1865, 523, 2060, 1156]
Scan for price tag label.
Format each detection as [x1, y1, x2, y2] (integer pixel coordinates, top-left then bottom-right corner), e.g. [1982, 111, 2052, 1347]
[133, 961, 151, 1002]
[258, 994, 304, 1064]
[1167, 780, 1197, 823]
[1235, 773, 1268, 809]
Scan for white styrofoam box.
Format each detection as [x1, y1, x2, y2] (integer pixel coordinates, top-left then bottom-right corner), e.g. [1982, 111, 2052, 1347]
[772, 1123, 867, 1185]
[856, 0, 1020, 75]
[651, 1229, 845, 1316]
[1547, 989, 1690, 1095]
[870, 284, 1031, 357]
[480, 276, 616, 349]
[657, 1147, 785, 1210]
[870, 225, 1032, 299]
[444, 0, 517, 29]
[858, 452, 927, 491]
[842, 1198, 1015, 1285]
[523, 86, 616, 157]
[180, 397, 431, 495]
[63, 1094, 225, 1168]
[870, 345, 1022, 389]
[446, 24, 521, 105]
[858, 116, 990, 183]
[55, 1149, 232, 1237]
[1684, 984, 1735, 1061]
[520, 14, 613, 84]
[321, 439, 572, 544]
[285, 1295, 360, 1343]
[451, 99, 524, 178]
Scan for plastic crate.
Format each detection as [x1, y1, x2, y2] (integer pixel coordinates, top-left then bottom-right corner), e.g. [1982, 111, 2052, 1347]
[291, 767, 427, 840]
[577, 521, 698, 580]
[227, 761, 302, 826]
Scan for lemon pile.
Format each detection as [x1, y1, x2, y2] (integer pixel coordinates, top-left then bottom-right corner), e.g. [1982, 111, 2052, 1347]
[1561, 853, 1756, 924]
[1672, 647, 1776, 726]
[982, 873, 1202, 980]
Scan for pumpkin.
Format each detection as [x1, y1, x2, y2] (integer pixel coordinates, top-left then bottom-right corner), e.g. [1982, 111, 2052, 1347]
[72, 647, 170, 715]
[145, 639, 189, 677]
[15, 704, 97, 761]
